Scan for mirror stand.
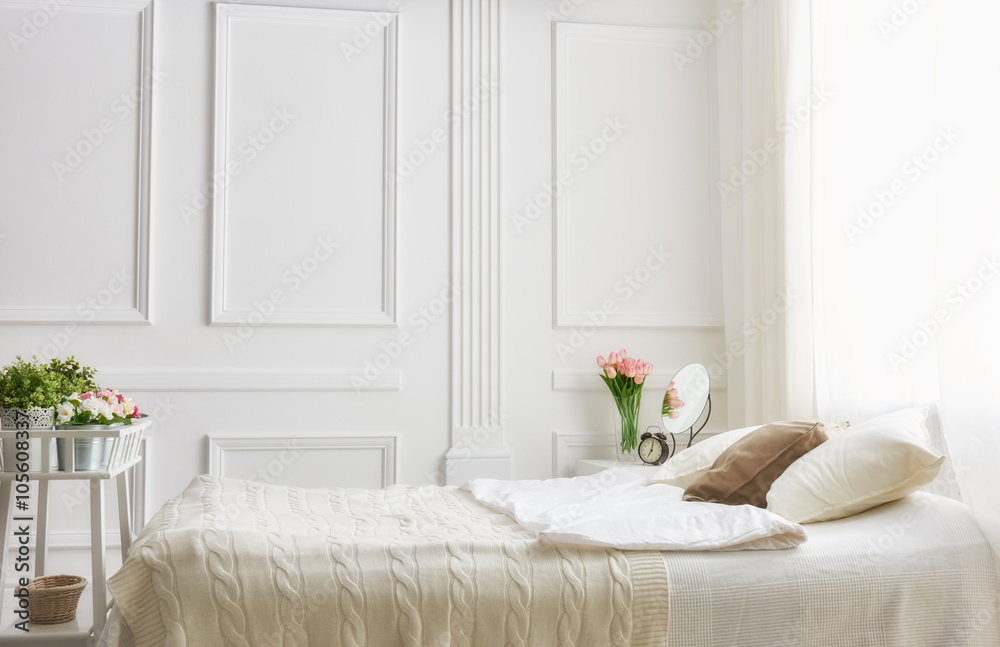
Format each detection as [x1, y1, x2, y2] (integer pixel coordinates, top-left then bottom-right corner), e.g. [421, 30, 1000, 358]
[679, 393, 711, 449]
[661, 362, 712, 460]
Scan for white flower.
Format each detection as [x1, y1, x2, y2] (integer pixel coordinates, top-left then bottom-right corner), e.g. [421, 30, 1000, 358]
[95, 400, 113, 421]
[82, 397, 114, 422]
[56, 401, 75, 422]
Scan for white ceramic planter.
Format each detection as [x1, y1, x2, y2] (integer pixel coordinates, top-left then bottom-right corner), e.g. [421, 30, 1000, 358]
[0, 406, 54, 430]
[0, 407, 53, 472]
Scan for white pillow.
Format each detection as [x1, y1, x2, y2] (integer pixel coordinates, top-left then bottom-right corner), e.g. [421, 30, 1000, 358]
[766, 408, 944, 523]
[647, 420, 849, 489]
[647, 424, 762, 489]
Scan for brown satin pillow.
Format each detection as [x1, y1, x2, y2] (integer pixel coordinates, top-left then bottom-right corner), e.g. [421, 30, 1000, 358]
[683, 420, 830, 508]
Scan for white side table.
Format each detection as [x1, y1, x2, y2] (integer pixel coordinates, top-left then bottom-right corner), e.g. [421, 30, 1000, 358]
[575, 459, 661, 478]
[0, 420, 149, 639]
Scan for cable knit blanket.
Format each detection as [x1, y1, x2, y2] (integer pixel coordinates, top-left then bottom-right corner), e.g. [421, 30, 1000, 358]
[105, 475, 670, 647]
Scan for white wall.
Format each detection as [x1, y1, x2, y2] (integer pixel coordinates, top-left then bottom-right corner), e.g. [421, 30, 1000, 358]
[502, 0, 731, 478]
[0, 0, 733, 579]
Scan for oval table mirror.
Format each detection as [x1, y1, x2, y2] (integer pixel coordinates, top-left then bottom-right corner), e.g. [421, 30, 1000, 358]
[661, 362, 711, 458]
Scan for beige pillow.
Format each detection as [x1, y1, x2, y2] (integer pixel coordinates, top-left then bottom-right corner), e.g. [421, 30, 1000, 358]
[648, 420, 848, 489]
[683, 421, 831, 508]
[766, 408, 943, 523]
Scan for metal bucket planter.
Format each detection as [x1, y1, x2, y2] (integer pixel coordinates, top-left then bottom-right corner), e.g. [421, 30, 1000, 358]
[0, 407, 53, 472]
[55, 424, 123, 471]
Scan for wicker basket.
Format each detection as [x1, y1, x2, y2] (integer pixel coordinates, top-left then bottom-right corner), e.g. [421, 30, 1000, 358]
[17, 575, 87, 624]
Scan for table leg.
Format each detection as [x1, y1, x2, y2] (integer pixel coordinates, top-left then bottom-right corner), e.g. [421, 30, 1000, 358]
[35, 480, 49, 577]
[0, 481, 13, 624]
[91, 479, 106, 638]
[116, 472, 132, 560]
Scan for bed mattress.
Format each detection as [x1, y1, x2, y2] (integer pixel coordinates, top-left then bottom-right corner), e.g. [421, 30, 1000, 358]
[98, 477, 999, 647]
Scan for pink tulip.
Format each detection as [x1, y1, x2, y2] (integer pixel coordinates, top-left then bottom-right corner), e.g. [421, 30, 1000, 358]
[668, 381, 675, 388]
[625, 367, 636, 378]
[597, 356, 606, 368]
[619, 348, 628, 359]
[668, 410, 680, 419]
[643, 362, 653, 374]
[633, 374, 644, 384]
[605, 366, 617, 379]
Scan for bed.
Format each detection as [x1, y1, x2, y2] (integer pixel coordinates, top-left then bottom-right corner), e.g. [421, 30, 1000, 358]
[96, 473, 999, 647]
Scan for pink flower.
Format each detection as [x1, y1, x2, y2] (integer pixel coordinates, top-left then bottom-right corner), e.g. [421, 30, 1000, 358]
[619, 348, 628, 359]
[132, 409, 142, 418]
[644, 362, 653, 374]
[668, 410, 680, 419]
[597, 356, 606, 368]
[633, 374, 644, 384]
[117, 394, 125, 403]
[608, 352, 619, 365]
[605, 366, 617, 379]
[625, 367, 636, 378]
[80, 392, 94, 400]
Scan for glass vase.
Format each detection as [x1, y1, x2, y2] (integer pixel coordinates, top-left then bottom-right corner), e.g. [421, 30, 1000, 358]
[613, 391, 643, 463]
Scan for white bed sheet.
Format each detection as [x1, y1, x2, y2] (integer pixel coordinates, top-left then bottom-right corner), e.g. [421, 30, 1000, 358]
[662, 491, 1000, 646]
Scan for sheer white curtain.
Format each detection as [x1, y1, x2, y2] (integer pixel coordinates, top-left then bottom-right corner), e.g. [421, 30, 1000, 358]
[779, 0, 1000, 551]
[720, 0, 816, 426]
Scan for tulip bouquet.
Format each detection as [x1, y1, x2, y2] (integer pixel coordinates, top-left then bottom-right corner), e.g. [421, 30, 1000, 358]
[597, 349, 654, 458]
[56, 389, 146, 426]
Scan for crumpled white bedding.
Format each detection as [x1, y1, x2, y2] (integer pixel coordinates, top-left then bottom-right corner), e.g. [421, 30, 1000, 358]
[465, 469, 807, 551]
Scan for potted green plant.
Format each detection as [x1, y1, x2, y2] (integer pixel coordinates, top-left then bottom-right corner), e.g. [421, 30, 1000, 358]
[0, 356, 65, 471]
[0, 356, 66, 427]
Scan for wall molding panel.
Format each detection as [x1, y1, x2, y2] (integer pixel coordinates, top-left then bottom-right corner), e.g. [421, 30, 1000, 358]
[211, 4, 397, 327]
[0, 0, 153, 324]
[552, 23, 723, 329]
[208, 433, 398, 489]
[100, 368, 400, 392]
[551, 431, 615, 478]
[445, 0, 509, 484]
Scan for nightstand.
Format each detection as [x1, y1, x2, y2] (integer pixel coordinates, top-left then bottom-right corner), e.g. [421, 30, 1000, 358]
[0, 420, 150, 639]
[575, 459, 662, 478]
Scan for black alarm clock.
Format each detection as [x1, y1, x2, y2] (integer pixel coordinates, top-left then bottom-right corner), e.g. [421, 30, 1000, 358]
[638, 430, 671, 465]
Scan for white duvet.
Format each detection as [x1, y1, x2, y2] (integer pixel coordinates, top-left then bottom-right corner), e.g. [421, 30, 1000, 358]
[465, 469, 806, 551]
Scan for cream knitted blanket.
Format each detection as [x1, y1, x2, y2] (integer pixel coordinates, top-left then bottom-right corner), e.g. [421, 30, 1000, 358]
[107, 475, 669, 647]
